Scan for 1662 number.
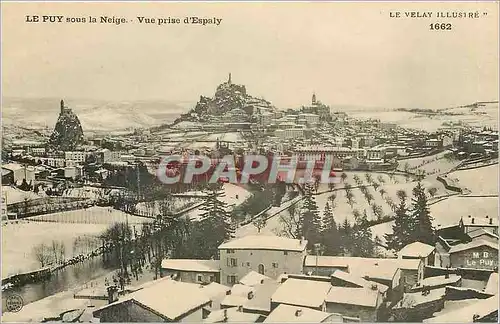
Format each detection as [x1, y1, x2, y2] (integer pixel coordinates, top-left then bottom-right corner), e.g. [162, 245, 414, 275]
[430, 23, 452, 30]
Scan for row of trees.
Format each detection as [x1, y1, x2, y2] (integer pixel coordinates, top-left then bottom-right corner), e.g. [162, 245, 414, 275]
[277, 184, 378, 258]
[385, 182, 436, 250]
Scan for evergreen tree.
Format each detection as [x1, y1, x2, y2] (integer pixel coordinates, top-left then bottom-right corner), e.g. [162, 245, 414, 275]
[198, 183, 234, 257]
[410, 182, 436, 245]
[350, 211, 375, 257]
[321, 202, 341, 255]
[300, 184, 322, 249]
[385, 199, 414, 251]
[338, 218, 351, 256]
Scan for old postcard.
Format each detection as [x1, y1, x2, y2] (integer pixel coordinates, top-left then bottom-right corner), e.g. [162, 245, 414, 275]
[1, 1, 499, 322]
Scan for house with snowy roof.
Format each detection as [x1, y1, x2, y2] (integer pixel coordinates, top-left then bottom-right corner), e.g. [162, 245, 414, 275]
[92, 278, 211, 322]
[436, 239, 499, 270]
[325, 286, 382, 322]
[264, 304, 344, 323]
[203, 306, 262, 323]
[423, 294, 498, 323]
[397, 241, 436, 266]
[160, 259, 220, 284]
[270, 278, 332, 311]
[219, 235, 307, 286]
[303, 256, 424, 296]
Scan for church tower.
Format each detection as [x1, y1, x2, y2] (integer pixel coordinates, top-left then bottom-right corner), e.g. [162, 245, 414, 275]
[228, 73, 232, 85]
[60, 99, 65, 113]
[312, 92, 317, 105]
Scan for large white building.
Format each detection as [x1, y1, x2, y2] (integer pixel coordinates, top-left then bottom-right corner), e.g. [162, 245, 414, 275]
[219, 235, 308, 286]
[64, 151, 86, 164]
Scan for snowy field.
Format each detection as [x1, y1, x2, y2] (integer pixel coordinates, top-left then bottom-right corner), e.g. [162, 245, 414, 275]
[2, 221, 107, 277]
[184, 183, 251, 221]
[447, 164, 499, 195]
[235, 172, 451, 238]
[136, 197, 202, 216]
[26, 207, 150, 225]
[398, 151, 461, 175]
[2, 207, 152, 277]
[349, 105, 498, 132]
[2, 186, 41, 204]
[371, 196, 499, 245]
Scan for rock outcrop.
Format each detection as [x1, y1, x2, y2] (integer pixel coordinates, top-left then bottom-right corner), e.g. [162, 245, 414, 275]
[175, 74, 275, 123]
[48, 100, 84, 151]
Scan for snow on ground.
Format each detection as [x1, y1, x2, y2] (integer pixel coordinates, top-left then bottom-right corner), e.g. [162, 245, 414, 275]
[63, 187, 122, 200]
[447, 164, 499, 195]
[2, 207, 152, 277]
[349, 106, 498, 132]
[219, 132, 244, 142]
[237, 172, 451, 241]
[136, 197, 202, 216]
[184, 183, 251, 221]
[371, 196, 499, 244]
[2, 221, 106, 277]
[2, 186, 41, 204]
[398, 151, 461, 174]
[26, 206, 150, 225]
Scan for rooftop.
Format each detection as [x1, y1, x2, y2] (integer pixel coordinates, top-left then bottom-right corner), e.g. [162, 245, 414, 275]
[326, 287, 379, 308]
[424, 294, 499, 323]
[264, 304, 343, 323]
[1, 163, 24, 171]
[461, 215, 498, 227]
[304, 256, 419, 281]
[398, 241, 435, 258]
[93, 278, 211, 321]
[243, 280, 280, 313]
[467, 228, 499, 240]
[414, 275, 461, 288]
[160, 259, 220, 273]
[271, 278, 331, 309]
[331, 270, 388, 294]
[239, 271, 272, 287]
[203, 307, 261, 323]
[448, 239, 499, 254]
[484, 273, 498, 295]
[395, 288, 446, 309]
[219, 235, 307, 252]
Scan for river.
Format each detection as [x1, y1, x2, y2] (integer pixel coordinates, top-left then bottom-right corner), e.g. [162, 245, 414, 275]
[2, 257, 117, 313]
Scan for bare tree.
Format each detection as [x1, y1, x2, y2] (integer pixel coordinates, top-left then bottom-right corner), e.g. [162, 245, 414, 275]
[253, 213, 268, 233]
[276, 203, 301, 239]
[33, 243, 53, 267]
[396, 189, 407, 202]
[428, 187, 438, 198]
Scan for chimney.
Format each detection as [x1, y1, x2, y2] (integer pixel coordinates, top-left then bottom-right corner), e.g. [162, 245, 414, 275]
[107, 285, 118, 304]
[370, 284, 378, 290]
[295, 309, 302, 317]
[237, 305, 243, 312]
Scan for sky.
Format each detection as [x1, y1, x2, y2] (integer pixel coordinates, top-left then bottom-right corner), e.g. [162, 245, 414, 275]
[2, 2, 499, 110]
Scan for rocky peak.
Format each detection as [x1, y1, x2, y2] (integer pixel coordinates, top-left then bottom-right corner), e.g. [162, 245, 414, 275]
[48, 100, 84, 151]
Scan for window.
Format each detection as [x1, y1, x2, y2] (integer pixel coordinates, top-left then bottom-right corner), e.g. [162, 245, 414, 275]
[246, 262, 250, 267]
[197, 274, 203, 283]
[284, 251, 288, 255]
[272, 263, 278, 268]
[230, 258, 237, 267]
[227, 249, 235, 254]
[227, 275, 237, 284]
[258, 264, 265, 275]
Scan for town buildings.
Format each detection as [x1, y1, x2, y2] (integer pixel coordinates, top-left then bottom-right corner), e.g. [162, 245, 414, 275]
[218, 235, 308, 285]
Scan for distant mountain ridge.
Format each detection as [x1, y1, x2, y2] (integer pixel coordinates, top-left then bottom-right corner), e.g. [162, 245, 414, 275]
[2, 97, 192, 131]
